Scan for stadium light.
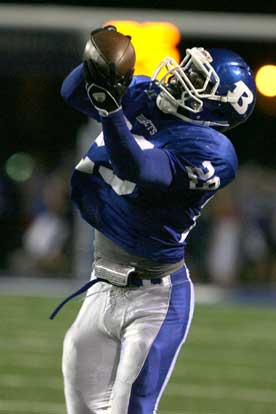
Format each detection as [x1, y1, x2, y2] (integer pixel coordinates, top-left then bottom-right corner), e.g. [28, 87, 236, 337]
[104, 20, 181, 77]
[255, 65, 276, 97]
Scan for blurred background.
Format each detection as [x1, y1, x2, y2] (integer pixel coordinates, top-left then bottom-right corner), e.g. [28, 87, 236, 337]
[0, 1, 275, 288]
[0, 2, 276, 414]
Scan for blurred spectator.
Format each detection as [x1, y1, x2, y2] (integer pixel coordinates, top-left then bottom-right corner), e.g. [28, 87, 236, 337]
[8, 168, 72, 277]
[3, 158, 276, 284]
[0, 72, 83, 278]
[205, 186, 241, 287]
[236, 163, 276, 284]
[187, 162, 276, 287]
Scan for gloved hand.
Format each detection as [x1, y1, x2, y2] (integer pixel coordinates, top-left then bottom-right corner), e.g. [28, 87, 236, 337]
[83, 59, 130, 116]
[83, 26, 134, 116]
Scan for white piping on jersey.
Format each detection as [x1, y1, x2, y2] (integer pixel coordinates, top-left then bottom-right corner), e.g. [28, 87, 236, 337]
[95, 132, 105, 147]
[124, 116, 155, 149]
[179, 194, 215, 244]
[75, 156, 95, 173]
[95, 123, 154, 150]
[133, 134, 155, 149]
[98, 166, 136, 195]
[75, 154, 135, 195]
[179, 230, 189, 244]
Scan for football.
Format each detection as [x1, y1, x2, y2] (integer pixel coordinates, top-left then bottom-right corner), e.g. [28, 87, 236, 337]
[83, 27, 136, 82]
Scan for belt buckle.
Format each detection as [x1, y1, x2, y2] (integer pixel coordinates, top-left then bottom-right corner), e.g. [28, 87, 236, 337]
[94, 259, 135, 287]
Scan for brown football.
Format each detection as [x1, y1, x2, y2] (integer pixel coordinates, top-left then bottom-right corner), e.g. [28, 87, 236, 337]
[83, 28, 136, 81]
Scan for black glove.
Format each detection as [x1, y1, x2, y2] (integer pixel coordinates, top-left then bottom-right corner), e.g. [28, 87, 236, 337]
[83, 26, 133, 116]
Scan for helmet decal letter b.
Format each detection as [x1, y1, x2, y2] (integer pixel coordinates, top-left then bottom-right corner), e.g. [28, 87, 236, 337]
[228, 80, 254, 115]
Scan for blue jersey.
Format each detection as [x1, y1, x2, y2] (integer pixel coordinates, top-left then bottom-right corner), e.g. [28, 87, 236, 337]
[61, 65, 238, 263]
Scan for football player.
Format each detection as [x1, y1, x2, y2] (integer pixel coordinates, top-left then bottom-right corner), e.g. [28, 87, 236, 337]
[53, 26, 256, 414]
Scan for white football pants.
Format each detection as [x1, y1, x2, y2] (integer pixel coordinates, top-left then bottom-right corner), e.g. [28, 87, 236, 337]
[62, 268, 194, 414]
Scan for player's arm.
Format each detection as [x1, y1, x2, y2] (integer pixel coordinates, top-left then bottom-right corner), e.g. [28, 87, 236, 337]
[83, 47, 173, 186]
[102, 110, 173, 188]
[82, 26, 174, 188]
[60, 63, 101, 121]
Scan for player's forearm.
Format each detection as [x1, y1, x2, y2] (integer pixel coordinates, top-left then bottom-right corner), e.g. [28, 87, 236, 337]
[61, 64, 101, 121]
[101, 110, 173, 188]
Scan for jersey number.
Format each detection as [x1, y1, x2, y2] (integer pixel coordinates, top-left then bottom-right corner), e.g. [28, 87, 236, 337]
[186, 161, 220, 190]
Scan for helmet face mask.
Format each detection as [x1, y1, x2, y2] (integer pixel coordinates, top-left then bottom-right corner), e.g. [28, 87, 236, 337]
[152, 47, 256, 131]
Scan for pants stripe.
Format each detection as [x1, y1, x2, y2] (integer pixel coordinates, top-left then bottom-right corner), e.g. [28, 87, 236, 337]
[128, 267, 194, 414]
[154, 273, 194, 413]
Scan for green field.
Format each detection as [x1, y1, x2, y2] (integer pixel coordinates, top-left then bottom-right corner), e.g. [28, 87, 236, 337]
[0, 295, 275, 414]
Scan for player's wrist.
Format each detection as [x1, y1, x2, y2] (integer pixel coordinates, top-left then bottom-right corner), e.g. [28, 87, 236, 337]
[100, 106, 124, 120]
[100, 106, 123, 117]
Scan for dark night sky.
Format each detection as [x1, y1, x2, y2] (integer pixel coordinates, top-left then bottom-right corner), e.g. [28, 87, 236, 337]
[1, 0, 275, 168]
[2, 0, 276, 14]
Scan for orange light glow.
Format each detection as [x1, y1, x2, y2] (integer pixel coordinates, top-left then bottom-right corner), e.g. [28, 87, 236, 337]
[105, 20, 181, 77]
[255, 65, 276, 97]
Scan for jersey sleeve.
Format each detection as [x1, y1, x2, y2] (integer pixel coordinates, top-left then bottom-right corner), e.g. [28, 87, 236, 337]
[60, 63, 101, 121]
[122, 75, 151, 105]
[163, 133, 238, 192]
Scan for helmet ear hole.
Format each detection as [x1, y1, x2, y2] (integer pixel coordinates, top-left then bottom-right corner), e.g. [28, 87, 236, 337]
[210, 108, 224, 118]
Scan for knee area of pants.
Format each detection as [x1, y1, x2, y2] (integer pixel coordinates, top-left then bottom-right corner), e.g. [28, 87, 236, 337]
[63, 327, 74, 352]
[63, 324, 83, 352]
[130, 337, 152, 354]
[62, 328, 78, 375]
[132, 378, 159, 397]
[131, 347, 161, 396]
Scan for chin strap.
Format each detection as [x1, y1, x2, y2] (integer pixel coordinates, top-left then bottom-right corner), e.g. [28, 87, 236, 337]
[175, 110, 229, 128]
[156, 94, 229, 128]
